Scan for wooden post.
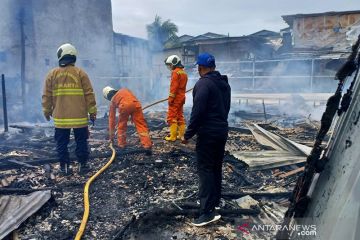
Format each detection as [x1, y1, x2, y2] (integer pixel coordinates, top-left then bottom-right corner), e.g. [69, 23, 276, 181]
[262, 99, 267, 123]
[19, 9, 26, 107]
[252, 58, 256, 89]
[310, 59, 314, 92]
[1, 74, 8, 132]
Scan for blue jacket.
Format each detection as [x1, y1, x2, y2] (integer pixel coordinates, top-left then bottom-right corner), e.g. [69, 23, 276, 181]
[184, 71, 231, 139]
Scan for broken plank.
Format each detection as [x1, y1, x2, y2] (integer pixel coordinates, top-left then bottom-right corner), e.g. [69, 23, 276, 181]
[228, 126, 252, 134]
[7, 160, 38, 169]
[222, 191, 291, 200]
[278, 167, 305, 178]
[0, 149, 149, 170]
[226, 163, 254, 185]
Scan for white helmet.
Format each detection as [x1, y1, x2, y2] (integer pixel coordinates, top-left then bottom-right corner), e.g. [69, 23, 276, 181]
[164, 55, 181, 68]
[57, 43, 77, 61]
[103, 86, 116, 101]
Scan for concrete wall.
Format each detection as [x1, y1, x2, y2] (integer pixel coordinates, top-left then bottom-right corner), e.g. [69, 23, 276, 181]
[0, 0, 115, 121]
[113, 33, 153, 102]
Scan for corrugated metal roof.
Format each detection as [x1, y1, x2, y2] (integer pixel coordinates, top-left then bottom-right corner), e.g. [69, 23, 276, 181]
[231, 124, 311, 171]
[0, 190, 51, 239]
[282, 10, 360, 26]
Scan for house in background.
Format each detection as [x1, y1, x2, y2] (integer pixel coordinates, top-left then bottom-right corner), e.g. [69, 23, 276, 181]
[156, 31, 281, 67]
[279, 10, 360, 58]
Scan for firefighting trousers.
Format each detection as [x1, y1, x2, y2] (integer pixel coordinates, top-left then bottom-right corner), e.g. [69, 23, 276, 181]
[54, 127, 89, 164]
[167, 102, 185, 125]
[196, 133, 227, 214]
[117, 103, 152, 149]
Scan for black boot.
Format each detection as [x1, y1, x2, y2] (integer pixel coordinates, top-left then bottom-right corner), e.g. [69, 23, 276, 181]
[145, 148, 152, 156]
[78, 161, 90, 174]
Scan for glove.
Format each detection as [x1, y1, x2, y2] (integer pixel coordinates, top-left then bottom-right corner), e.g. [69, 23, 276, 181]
[89, 113, 96, 122]
[168, 97, 174, 105]
[44, 113, 51, 121]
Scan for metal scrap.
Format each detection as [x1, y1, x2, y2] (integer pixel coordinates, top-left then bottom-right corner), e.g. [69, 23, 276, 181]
[0, 190, 51, 239]
[231, 124, 312, 171]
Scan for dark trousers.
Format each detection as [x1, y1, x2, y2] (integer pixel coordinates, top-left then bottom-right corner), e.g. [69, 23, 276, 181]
[54, 127, 89, 164]
[196, 133, 227, 215]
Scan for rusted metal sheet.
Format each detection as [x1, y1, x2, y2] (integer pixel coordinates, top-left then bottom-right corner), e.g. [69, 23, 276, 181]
[0, 190, 51, 239]
[231, 124, 311, 171]
[290, 13, 360, 49]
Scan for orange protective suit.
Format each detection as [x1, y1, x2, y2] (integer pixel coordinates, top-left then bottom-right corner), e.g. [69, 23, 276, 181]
[108, 88, 152, 149]
[167, 67, 188, 125]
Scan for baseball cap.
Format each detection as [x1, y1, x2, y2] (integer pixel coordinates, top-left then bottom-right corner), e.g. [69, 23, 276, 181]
[196, 53, 216, 68]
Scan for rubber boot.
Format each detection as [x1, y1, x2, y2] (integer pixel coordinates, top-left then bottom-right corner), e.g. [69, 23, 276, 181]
[165, 124, 178, 141]
[177, 124, 186, 140]
[79, 162, 89, 174]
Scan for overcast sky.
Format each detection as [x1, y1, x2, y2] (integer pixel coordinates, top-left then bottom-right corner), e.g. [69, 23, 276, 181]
[111, 0, 360, 39]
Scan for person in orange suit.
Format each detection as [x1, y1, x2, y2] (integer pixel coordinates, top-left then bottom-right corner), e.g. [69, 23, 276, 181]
[164, 55, 188, 141]
[103, 86, 152, 153]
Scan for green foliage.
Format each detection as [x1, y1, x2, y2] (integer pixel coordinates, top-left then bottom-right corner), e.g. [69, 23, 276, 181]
[146, 15, 179, 51]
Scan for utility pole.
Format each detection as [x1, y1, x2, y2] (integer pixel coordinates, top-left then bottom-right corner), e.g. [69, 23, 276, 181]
[1, 74, 8, 132]
[252, 57, 256, 89]
[310, 59, 314, 93]
[19, 8, 26, 107]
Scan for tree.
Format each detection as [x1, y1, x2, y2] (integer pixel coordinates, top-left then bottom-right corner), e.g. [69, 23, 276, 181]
[146, 15, 178, 51]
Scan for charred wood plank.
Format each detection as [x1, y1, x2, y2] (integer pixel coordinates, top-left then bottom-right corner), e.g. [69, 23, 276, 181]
[222, 191, 291, 200]
[228, 126, 252, 134]
[226, 163, 254, 186]
[111, 206, 259, 240]
[278, 167, 305, 178]
[178, 202, 260, 216]
[7, 159, 38, 169]
[0, 149, 149, 170]
[111, 215, 136, 240]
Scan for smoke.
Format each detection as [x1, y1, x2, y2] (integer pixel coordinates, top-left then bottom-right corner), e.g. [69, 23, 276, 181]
[0, 0, 157, 124]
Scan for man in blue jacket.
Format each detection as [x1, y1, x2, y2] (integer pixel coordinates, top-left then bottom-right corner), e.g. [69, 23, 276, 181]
[183, 53, 231, 226]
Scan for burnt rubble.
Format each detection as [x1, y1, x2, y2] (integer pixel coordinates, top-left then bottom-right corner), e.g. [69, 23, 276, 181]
[0, 111, 319, 240]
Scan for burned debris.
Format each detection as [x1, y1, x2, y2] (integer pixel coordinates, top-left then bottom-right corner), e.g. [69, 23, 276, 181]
[0, 109, 321, 239]
[1, 1, 360, 239]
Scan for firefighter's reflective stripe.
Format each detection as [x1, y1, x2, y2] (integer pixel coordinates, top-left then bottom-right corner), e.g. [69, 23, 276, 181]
[54, 118, 88, 126]
[169, 93, 176, 97]
[88, 105, 97, 114]
[53, 88, 84, 96]
[176, 70, 186, 75]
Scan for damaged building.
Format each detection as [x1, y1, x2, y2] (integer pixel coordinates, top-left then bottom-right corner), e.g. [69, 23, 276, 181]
[153, 11, 360, 95]
[280, 10, 360, 54]
[1, 4, 360, 240]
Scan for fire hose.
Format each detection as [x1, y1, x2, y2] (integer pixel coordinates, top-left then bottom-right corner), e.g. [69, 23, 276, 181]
[75, 87, 194, 238]
[75, 142, 116, 240]
[142, 87, 194, 110]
